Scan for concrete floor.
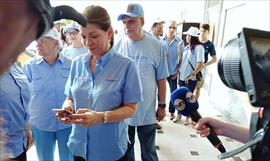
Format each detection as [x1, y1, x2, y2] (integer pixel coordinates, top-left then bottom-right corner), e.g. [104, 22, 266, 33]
[27, 65, 252, 161]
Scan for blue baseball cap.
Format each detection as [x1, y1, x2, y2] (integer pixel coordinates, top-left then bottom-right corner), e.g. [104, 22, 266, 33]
[117, 4, 144, 21]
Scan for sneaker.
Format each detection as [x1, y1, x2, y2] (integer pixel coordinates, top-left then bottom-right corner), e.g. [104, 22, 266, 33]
[184, 116, 190, 125]
[170, 113, 176, 120]
[173, 115, 182, 123]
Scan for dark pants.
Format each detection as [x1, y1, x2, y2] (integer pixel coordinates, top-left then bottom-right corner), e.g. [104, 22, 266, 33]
[11, 150, 26, 161]
[126, 124, 158, 161]
[74, 147, 129, 161]
[167, 76, 178, 113]
[178, 80, 197, 93]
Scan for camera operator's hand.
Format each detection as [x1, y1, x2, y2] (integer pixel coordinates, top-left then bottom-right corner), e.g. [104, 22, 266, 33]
[192, 117, 224, 137]
[192, 117, 249, 143]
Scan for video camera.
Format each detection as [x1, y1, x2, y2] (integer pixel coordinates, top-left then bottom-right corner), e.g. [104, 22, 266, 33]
[218, 28, 270, 107]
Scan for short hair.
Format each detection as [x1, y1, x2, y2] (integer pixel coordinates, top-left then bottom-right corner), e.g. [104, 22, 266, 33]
[200, 24, 210, 31]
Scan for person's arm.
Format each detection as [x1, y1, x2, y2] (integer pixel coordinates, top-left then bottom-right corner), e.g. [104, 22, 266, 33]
[194, 117, 249, 143]
[156, 79, 167, 121]
[67, 102, 138, 127]
[204, 55, 217, 66]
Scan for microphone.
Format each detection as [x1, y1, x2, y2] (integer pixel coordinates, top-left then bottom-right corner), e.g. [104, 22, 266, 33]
[171, 87, 226, 153]
[53, 5, 87, 27]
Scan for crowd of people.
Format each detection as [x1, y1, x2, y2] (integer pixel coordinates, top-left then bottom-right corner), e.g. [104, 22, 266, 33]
[1, 1, 255, 161]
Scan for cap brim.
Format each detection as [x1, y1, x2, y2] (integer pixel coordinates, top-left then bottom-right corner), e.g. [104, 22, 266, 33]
[183, 31, 199, 37]
[117, 13, 140, 20]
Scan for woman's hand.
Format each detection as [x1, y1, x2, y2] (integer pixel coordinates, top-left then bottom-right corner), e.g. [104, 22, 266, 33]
[68, 108, 103, 127]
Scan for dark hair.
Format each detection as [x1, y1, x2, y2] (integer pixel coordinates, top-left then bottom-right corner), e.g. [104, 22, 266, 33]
[82, 5, 114, 48]
[190, 36, 202, 53]
[200, 23, 210, 31]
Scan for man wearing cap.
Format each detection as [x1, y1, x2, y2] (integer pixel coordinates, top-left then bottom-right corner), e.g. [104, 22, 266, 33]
[23, 29, 73, 161]
[151, 18, 165, 40]
[114, 3, 169, 161]
[62, 22, 89, 59]
[160, 20, 185, 122]
[178, 26, 204, 125]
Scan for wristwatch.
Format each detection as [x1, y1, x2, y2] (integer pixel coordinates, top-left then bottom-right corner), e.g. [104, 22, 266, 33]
[158, 103, 166, 109]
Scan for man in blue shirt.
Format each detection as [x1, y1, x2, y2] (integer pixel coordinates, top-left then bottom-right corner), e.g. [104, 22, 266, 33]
[115, 4, 169, 161]
[160, 20, 185, 122]
[23, 29, 73, 161]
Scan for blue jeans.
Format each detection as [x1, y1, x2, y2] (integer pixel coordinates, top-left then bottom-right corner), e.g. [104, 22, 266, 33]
[126, 124, 158, 161]
[167, 76, 178, 113]
[178, 80, 197, 93]
[32, 126, 73, 161]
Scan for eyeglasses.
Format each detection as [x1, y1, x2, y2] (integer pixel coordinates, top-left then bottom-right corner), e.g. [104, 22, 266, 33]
[169, 26, 177, 30]
[66, 31, 79, 36]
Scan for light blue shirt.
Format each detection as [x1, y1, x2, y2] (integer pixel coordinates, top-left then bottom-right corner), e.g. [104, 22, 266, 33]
[61, 46, 89, 59]
[114, 34, 169, 126]
[0, 64, 29, 158]
[65, 49, 142, 160]
[179, 45, 205, 81]
[160, 36, 183, 75]
[23, 53, 72, 132]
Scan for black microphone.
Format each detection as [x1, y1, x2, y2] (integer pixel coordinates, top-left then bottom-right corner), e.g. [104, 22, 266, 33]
[53, 5, 87, 27]
[171, 87, 226, 153]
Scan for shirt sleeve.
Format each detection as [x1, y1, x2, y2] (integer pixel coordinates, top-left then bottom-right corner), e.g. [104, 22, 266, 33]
[196, 45, 205, 63]
[123, 61, 143, 104]
[156, 43, 169, 80]
[64, 60, 75, 97]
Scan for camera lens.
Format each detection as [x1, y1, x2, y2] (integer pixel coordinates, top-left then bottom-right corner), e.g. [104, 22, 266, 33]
[218, 38, 246, 92]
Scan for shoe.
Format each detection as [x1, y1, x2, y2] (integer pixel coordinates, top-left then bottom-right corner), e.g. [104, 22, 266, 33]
[170, 113, 176, 120]
[173, 115, 182, 123]
[156, 123, 162, 130]
[184, 117, 190, 125]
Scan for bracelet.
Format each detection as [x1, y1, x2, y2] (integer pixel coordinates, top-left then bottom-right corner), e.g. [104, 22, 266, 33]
[103, 111, 109, 123]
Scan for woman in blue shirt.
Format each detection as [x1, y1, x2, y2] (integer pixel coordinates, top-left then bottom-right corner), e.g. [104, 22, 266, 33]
[57, 5, 142, 161]
[23, 29, 73, 161]
[0, 64, 32, 161]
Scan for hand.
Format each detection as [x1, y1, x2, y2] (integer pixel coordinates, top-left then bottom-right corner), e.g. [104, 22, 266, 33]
[68, 108, 103, 127]
[25, 124, 33, 151]
[156, 106, 166, 121]
[192, 117, 224, 137]
[62, 99, 74, 114]
[171, 72, 178, 80]
[184, 74, 194, 84]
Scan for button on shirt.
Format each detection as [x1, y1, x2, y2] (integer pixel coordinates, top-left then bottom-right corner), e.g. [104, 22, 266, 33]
[65, 49, 142, 161]
[180, 45, 205, 81]
[0, 64, 30, 158]
[23, 53, 72, 132]
[114, 35, 169, 126]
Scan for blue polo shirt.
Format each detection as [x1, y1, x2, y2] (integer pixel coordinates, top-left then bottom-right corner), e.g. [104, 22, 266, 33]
[23, 53, 72, 132]
[65, 49, 142, 160]
[61, 46, 89, 59]
[0, 64, 30, 158]
[114, 34, 169, 126]
[160, 36, 184, 75]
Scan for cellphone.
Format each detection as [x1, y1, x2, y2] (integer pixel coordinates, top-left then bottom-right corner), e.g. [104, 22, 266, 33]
[52, 109, 72, 114]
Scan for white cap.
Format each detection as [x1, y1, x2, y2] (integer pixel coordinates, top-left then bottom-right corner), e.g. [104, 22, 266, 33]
[183, 26, 200, 37]
[43, 28, 60, 42]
